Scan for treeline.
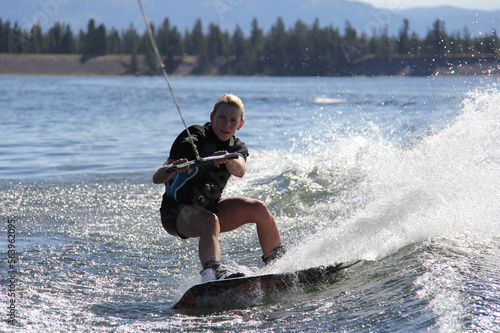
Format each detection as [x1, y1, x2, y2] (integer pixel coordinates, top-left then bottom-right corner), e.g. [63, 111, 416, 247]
[1, 17, 499, 75]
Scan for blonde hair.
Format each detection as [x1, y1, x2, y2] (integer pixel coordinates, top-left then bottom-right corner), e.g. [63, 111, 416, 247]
[212, 94, 245, 121]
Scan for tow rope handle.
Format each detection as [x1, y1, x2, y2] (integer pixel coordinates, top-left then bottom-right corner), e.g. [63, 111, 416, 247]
[165, 152, 240, 173]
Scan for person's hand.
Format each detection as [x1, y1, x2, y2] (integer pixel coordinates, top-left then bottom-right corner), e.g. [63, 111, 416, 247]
[171, 158, 191, 173]
[213, 151, 229, 168]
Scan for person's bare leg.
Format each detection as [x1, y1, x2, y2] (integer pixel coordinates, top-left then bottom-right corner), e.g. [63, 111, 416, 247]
[176, 205, 221, 266]
[175, 198, 283, 267]
[217, 197, 282, 257]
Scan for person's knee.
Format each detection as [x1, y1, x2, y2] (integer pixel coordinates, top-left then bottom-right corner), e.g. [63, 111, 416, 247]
[251, 199, 271, 218]
[200, 214, 220, 236]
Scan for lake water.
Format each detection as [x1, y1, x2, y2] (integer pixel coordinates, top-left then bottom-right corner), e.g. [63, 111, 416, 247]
[1, 75, 499, 332]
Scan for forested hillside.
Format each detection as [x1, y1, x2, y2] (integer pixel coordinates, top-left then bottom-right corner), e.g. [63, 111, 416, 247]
[1, 17, 498, 76]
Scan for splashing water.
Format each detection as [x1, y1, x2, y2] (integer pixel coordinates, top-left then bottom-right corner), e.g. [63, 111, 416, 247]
[1, 76, 498, 332]
[240, 87, 500, 272]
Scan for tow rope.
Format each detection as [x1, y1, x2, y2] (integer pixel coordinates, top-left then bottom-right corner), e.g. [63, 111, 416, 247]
[137, 0, 238, 170]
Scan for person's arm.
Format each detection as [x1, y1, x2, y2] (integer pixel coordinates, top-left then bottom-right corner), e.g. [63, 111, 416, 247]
[213, 151, 246, 178]
[225, 155, 246, 178]
[152, 158, 191, 184]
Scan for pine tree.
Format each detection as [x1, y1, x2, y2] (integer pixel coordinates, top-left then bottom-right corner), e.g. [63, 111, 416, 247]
[107, 28, 121, 54]
[122, 23, 139, 55]
[265, 17, 288, 75]
[142, 25, 157, 73]
[8, 21, 29, 53]
[427, 19, 448, 56]
[482, 29, 499, 56]
[462, 27, 472, 55]
[29, 23, 43, 53]
[207, 23, 227, 62]
[230, 25, 248, 74]
[0, 19, 4, 52]
[398, 19, 411, 55]
[157, 19, 169, 56]
[94, 24, 107, 55]
[61, 24, 75, 54]
[309, 19, 323, 75]
[47, 22, 62, 53]
[249, 18, 264, 74]
[340, 21, 359, 65]
[189, 19, 205, 56]
[84, 19, 96, 55]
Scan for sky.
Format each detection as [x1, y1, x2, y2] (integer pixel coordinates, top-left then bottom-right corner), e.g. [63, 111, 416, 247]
[2, 0, 499, 37]
[353, 0, 500, 10]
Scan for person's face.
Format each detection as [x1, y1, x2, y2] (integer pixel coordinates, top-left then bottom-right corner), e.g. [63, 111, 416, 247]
[210, 104, 244, 142]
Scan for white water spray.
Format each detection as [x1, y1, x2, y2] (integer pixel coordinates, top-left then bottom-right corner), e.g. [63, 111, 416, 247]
[265, 87, 500, 270]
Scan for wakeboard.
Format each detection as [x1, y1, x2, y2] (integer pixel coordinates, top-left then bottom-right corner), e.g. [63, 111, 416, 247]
[173, 260, 361, 309]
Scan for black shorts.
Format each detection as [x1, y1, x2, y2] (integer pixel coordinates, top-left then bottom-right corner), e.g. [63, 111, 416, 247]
[160, 194, 189, 239]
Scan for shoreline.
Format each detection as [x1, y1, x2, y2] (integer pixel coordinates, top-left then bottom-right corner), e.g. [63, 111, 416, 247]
[1, 53, 499, 76]
[0, 54, 143, 76]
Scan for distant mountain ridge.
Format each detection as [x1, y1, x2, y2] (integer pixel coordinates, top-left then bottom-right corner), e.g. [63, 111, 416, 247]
[2, 0, 499, 37]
